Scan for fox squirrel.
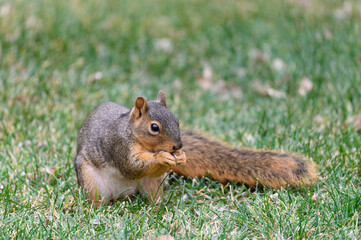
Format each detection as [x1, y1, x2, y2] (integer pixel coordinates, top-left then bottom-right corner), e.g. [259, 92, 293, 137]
[74, 91, 318, 203]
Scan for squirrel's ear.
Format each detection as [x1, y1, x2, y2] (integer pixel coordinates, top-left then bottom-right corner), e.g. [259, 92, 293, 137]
[156, 90, 166, 107]
[130, 96, 148, 120]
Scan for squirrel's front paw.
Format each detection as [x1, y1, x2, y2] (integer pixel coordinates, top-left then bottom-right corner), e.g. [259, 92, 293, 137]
[154, 150, 186, 166]
[173, 150, 186, 165]
[154, 151, 179, 166]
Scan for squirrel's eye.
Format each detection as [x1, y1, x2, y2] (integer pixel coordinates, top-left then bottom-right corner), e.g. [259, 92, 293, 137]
[150, 123, 160, 133]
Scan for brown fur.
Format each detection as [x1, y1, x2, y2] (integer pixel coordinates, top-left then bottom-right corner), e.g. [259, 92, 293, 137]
[171, 131, 318, 188]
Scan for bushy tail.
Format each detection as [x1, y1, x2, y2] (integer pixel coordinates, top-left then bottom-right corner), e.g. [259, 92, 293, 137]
[171, 131, 318, 188]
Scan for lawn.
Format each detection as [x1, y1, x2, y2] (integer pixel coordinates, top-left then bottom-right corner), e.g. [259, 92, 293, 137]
[1, 0, 361, 238]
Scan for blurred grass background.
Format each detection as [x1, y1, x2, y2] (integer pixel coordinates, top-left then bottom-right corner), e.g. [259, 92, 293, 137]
[1, 0, 361, 238]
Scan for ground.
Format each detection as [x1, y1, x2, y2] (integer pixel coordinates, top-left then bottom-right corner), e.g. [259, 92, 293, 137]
[1, 0, 360, 238]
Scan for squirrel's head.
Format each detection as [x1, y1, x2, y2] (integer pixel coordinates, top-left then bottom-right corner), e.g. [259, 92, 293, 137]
[129, 90, 182, 153]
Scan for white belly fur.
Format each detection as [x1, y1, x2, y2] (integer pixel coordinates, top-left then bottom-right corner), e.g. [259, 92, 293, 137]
[83, 164, 165, 202]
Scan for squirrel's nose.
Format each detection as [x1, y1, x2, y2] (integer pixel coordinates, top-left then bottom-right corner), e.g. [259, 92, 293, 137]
[172, 142, 183, 151]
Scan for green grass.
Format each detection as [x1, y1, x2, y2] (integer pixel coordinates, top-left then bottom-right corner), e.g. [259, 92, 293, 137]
[1, 0, 361, 238]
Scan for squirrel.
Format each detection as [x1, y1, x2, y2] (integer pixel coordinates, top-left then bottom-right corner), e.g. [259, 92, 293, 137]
[74, 90, 318, 203]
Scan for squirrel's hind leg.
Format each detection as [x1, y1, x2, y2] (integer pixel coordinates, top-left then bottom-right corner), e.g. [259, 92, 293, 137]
[74, 154, 104, 202]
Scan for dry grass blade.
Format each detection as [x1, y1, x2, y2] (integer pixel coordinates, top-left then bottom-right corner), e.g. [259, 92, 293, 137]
[251, 80, 286, 98]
